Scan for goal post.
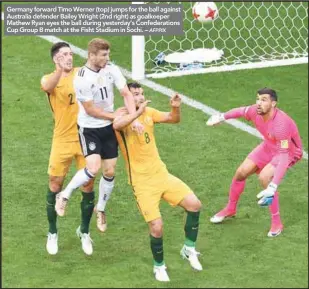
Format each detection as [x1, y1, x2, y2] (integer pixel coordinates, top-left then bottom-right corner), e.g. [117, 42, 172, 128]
[131, 2, 308, 80]
[132, 35, 145, 80]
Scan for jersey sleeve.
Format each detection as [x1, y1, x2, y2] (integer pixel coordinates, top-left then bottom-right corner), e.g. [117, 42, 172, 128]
[40, 74, 51, 91]
[271, 120, 291, 185]
[74, 76, 93, 102]
[223, 105, 256, 121]
[273, 119, 291, 154]
[147, 107, 167, 123]
[111, 65, 127, 90]
[243, 105, 257, 121]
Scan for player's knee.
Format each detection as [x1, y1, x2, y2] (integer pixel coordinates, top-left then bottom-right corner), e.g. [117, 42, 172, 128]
[87, 163, 101, 176]
[49, 183, 62, 192]
[234, 168, 248, 181]
[81, 179, 95, 193]
[187, 199, 202, 212]
[182, 194, 202, 212]
[194, 199, 202, 211]
[149, 219, 163, 238]
[49, 176, 64, 192]
[103, 167, 115, 178]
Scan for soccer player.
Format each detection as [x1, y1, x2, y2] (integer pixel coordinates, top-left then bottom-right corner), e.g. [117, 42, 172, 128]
[113, 83, 203, 282]
[55, 39, 143, 237]
[206, 88, 303, 237]
[41, 42, 95, 255]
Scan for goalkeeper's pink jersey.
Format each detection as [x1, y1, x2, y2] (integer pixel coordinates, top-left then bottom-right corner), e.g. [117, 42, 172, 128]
[224, 105, 303, 185]
[224, 105, 302, 155]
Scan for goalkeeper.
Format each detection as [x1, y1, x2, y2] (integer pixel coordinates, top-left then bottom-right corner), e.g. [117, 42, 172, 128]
[206, 88, 303, 237]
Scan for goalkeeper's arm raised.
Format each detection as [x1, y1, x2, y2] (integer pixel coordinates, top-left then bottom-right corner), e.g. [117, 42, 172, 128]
[206, 106, 252, 126]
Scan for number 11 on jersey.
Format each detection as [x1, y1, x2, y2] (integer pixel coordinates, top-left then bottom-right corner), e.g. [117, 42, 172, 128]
[100, 87, 108, 100]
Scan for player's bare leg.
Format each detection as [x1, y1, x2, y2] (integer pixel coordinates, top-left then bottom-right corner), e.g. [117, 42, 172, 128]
[95, 158, 117, 232]
[55, 193, 69, 217]
[210, 158, 258, 223]
[179, 193, 203, 271]
[259, 163, 283, 237]
[148, 218, 170, 282]
[46, 175, 64, 255]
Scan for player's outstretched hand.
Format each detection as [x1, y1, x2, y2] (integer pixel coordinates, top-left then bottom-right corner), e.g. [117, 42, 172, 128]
[137, 100, 151, 115]
[206, 113, 225, 126]
[256, 182, 277, 206]
[170, 94, 181, 108]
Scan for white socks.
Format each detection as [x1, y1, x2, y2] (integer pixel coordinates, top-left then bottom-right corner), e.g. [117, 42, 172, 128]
[96, 175, 114, 212]
[61, 170, 114, 212]
[62, 168, 94, 199]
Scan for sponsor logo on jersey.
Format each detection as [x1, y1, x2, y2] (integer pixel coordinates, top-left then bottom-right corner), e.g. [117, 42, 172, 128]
[144, 116, 152, 125]
[107, 72, 113, 81]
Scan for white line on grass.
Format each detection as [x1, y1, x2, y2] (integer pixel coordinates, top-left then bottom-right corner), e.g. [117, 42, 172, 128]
[1, 13, 306, 158]
[38, 35, 308, 160]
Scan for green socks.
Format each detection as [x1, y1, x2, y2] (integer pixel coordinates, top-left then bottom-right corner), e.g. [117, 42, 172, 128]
[47, 189, 95, 234]
[150, 235, 164, 266]
[184, 211, 200, 247]
[46, 189, 57, 234]
[80, 191, 95, 234]
[148, 211, 200, 266]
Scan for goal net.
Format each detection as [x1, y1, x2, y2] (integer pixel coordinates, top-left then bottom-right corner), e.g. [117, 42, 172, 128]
[132, 2, 308, 79]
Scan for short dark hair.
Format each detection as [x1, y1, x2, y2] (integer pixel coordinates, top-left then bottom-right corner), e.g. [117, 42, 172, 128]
[127, 82, 142, 90]
[50, 42, 70, 58]
[257, 87, 278, 101]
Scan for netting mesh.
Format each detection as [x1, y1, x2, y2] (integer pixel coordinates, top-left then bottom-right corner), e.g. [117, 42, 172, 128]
[144, 2, 308, 75]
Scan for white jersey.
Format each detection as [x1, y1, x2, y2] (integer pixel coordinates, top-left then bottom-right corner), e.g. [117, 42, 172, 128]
[74, 62, 126, 128]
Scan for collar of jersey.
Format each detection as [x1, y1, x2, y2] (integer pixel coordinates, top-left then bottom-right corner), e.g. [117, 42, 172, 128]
[85, 65, 100, 73]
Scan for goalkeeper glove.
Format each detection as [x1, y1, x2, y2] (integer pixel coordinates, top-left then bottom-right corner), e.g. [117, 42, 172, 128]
[206, 113, 225, 126]
[256, 182, 277, 206]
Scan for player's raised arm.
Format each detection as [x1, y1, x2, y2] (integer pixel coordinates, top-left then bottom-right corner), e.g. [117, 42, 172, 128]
[206, 105, 255, 126]
[41, 53, 66, 93]
[152, 94, 182, 124]
[113, 101, 151, 131]
[112, 65, 144, 134]
[119, 85, 137, 114]
[120, 85, 145, 134]
[111, 65, 136, 114]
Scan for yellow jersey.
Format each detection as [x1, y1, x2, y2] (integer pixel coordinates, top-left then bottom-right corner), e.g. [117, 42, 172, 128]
[41, 67, 79, 142]
[115, 107, 169, 186]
